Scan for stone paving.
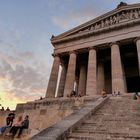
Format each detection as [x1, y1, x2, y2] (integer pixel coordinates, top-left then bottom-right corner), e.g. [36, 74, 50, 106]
[66, 95, 140, 140]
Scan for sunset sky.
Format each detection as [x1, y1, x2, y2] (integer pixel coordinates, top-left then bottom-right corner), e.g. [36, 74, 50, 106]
[0, 0, 140, 110]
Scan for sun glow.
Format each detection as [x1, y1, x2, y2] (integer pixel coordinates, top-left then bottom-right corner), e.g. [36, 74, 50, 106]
[0, 78, 25, 110]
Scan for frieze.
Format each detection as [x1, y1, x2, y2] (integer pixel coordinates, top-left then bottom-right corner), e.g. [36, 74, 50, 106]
[79, 8, 140, 34]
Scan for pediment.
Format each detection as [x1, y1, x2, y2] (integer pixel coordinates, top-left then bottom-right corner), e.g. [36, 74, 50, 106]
[52, 3, 140, 44]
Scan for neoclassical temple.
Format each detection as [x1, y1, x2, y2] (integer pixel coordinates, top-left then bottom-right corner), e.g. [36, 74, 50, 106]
[46, 2, 140, 98]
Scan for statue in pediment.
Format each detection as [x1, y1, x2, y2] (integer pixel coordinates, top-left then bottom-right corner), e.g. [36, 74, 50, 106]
[90, 25, 95, 30]
[120, 12, 127, 20]
[113, 15, 119, 24]
[129, 10, 134, 19]
[95, 23, 100, 29]
[105, 19, 109, 27]
[101, 20, 105, 28]
[110, 17, 113, 25]
[133, 10, 139, 19]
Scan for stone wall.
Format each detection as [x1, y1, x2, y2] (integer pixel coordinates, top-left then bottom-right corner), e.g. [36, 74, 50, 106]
[0, 97, 97, 137]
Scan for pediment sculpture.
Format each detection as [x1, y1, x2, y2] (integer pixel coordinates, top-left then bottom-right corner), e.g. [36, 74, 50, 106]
[78, 8, 140, 34]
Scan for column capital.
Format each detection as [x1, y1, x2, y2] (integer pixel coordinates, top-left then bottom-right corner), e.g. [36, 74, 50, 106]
[110, 41, 120, 47]
[88, 46, 96, 51]
[134, 37, 140, 43]
[69, 50, 78, 55]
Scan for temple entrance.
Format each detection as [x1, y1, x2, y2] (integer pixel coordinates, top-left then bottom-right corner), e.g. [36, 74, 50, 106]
[126, 76, 140, 92]
[97, 48, 111, 94]
[120, 41, 140, 93]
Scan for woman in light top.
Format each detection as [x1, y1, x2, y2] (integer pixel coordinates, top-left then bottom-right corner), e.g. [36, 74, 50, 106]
[7, 116, 23, 137]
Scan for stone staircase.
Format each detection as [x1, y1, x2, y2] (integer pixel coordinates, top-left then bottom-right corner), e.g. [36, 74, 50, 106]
[66, 95, 140, 140]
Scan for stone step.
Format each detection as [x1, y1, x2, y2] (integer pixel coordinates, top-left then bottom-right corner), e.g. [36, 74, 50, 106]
[67, 132, 140, 140]
[66, 97, 140, 140]
[73, 127, 140, 135]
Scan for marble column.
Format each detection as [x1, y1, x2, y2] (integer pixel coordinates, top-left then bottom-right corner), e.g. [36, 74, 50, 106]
[46, 54, 60, 98]
[97, 60, 105, 94]
[78, 63, 87, 95]
[57, 62, 67, 97]
[135, 37, 140, 75]
[86, 47, 97, 96]
[64, 51, 77, 97]
[111, 42, 125, 93]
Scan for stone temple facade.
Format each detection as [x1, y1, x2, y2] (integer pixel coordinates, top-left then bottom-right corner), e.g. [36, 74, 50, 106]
[46, 2, 140, 98]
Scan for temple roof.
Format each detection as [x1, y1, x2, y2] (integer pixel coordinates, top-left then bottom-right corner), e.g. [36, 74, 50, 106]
[51, 2, 140, 44]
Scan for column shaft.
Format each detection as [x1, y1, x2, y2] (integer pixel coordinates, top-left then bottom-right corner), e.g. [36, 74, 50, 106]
[136, 39, 140, 75]
[97, 61, 105, 94]
[64, 52, 76, 97]
[78, 64, 87, 95]
[46, 55, 60, 98]
[86, 48, 97, 96]
[57, 63, 67, 97]
[111, 43, 125, 93]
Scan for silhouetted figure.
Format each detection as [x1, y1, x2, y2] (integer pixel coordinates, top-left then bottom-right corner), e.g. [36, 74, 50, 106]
[1, 107, 4, 111]
[6, 107, 10, 111]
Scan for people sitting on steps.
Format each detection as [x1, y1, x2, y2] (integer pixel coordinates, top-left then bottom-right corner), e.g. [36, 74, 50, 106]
[0, 111, 16, 135]
[112, 91, 121, 96]
[17, 115, 29, 138]
[7, 111, 15, 127]
[133, 92, 140, 100]
[6, 115, 29, 138]
[101, 89, 107, 98]
[70, 90, 76, 97]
